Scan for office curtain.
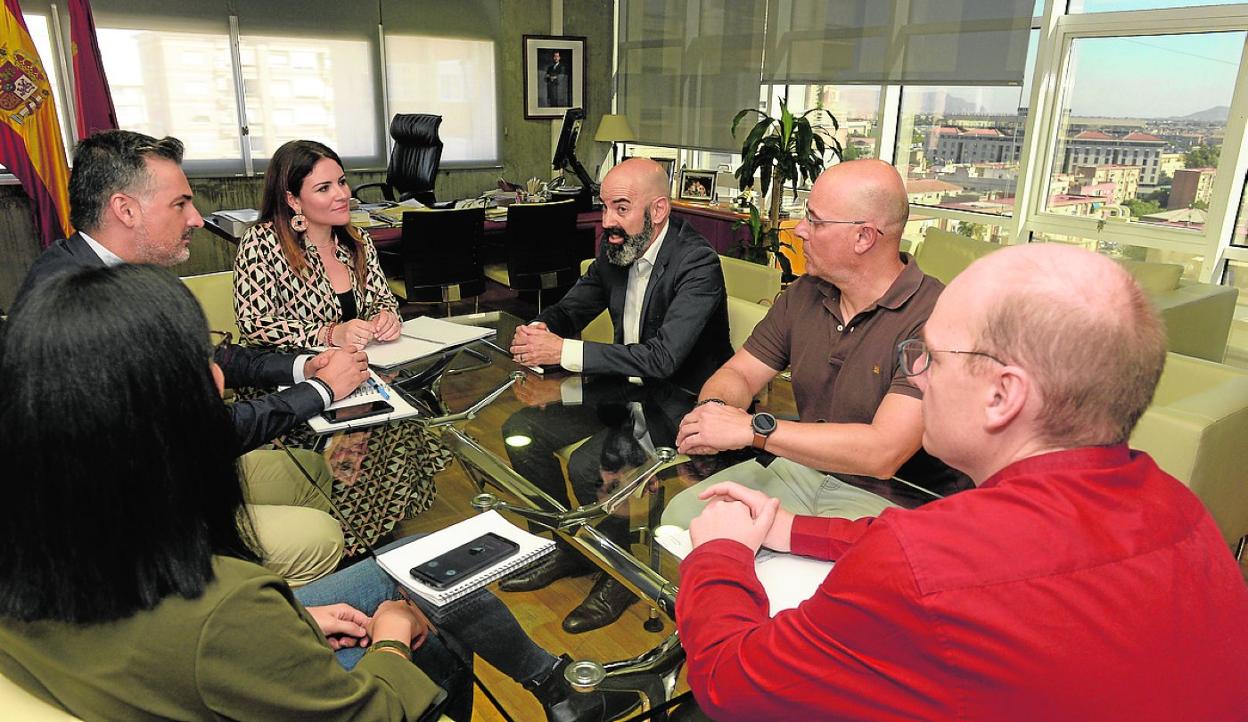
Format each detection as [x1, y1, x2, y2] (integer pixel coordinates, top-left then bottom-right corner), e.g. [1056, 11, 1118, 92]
[617, 0, 767, 152]
[762, 0, 1034, 86]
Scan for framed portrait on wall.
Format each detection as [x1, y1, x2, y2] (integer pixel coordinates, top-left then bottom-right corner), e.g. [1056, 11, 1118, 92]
[678, 169, 717, 202]
[524, 34, 587, 119]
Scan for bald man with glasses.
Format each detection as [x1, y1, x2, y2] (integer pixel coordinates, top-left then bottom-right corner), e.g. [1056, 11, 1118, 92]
[663, 159, 970, 528]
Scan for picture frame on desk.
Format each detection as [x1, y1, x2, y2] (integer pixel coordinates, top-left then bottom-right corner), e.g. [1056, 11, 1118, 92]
[523, 35, 587, 119]
[678, 169, 717, 202]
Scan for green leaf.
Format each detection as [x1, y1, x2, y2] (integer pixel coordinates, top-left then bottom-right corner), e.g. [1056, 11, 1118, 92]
[731, 108, 766, 138]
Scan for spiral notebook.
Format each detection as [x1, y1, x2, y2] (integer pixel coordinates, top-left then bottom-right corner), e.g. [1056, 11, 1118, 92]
[375, 511, 556, 606]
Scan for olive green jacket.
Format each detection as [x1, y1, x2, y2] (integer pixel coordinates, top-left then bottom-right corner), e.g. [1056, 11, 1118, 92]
[0, 557, 440, 720]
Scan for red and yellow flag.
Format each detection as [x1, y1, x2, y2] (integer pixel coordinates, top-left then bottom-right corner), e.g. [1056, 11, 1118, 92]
[0, 0, 72, 248]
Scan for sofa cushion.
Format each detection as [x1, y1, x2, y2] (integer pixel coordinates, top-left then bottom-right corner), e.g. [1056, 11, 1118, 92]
[913, 227, 1001, 285]
[1117, 259, 1184, 295]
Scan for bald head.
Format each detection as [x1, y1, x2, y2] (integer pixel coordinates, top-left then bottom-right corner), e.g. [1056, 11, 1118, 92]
[813, 159, 910, 239]
[603, 157, 672, 204]
[949, 243, 1166, 446]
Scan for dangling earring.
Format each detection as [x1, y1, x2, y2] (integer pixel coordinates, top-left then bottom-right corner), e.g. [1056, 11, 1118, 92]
[290, 212, 308, 233]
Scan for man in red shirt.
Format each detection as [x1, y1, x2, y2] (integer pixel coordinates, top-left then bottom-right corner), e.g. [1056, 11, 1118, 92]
[676, 243, 1248, 721]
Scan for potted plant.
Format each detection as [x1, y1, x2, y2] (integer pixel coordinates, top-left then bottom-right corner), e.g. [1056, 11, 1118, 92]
[730, 96, 841, 276]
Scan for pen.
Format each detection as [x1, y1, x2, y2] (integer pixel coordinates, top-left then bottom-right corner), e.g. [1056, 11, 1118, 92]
[368, 377, 391, 401]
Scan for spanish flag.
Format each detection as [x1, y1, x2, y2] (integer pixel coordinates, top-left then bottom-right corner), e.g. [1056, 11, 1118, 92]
[0, 0, 72, 249]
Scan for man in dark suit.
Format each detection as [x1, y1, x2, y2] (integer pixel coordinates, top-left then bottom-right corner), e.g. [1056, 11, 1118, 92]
[15, 129, 370, 585]
[544, 50, 570, 107]
[502, 157, 731, 631]
[510, 157, 731, 392]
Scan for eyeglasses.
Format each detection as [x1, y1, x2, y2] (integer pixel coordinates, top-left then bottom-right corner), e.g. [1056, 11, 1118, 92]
[209, 330, 233, 353]
[897, 338, 1005, 377]
[804, 216, 867, 227]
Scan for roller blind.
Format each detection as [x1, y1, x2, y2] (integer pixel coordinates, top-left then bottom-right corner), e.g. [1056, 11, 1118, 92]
[617, 0, 767, 151]
[233, 0, 383, 164]
[763, 0, 1034, 86]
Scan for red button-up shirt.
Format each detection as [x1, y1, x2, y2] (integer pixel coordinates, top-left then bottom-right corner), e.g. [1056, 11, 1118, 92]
[677, 446, 1248, 721]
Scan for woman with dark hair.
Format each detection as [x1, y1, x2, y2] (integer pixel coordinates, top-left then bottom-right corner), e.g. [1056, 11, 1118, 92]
[233, 139, 447, 554]
[0, 265, 621, 722]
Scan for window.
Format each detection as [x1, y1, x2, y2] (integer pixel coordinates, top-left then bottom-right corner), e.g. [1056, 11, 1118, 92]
[895, 31, 1038, 218]
[97, 28, 242, 165]
[238, 34, 378, 161]
[1069, 0, 1245, 11]
[903, 216, 1015, 250]
[384, 35, 497, 164]
[23, 13, 74, 158]
[1042, 31, 1244, 231]
[783, 84, 883, 163]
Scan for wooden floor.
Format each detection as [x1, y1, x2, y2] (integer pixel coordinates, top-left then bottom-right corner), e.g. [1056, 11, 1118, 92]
[395, 460, 686, 722]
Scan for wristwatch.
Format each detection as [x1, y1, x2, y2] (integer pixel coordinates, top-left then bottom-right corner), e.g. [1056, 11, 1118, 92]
[751, 412, 777, 450]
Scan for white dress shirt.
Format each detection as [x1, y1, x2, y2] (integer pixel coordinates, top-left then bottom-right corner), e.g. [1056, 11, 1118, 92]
[559, 221, 670, 373]
[79, 232, 324, 404]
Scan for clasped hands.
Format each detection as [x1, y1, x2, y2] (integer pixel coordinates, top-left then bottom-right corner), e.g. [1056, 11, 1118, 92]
[689, 482, 793, 554]
[303, 345, 371, 401]
[510, 322, 565, 368]
[330, 310, 402, 349]
[307, 598, 435, 653]
[676, 403, 755, 456]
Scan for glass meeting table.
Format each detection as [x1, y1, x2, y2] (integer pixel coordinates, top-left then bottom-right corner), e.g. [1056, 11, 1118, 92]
[283, 310, 942, 721]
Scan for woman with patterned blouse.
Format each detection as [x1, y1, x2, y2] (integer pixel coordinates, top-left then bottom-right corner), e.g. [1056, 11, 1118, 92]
[234, 140, 448, 555]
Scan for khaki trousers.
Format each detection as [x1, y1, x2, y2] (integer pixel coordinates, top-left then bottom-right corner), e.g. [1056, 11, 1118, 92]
[241, 447, 344, 587]
[661, 456, 898, 529]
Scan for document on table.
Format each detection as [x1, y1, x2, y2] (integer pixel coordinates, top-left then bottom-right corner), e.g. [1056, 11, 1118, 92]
[654, 525, 833, 616]
[365, 316, 495, 369]
[375, 510, 556, 606]
[294, 370, 421, 434]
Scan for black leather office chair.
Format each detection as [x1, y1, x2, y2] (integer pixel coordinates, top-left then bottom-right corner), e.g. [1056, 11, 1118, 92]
[484, 199, 579, 312]
[385, 207, 486, 316]
[354, 114, 444, 206]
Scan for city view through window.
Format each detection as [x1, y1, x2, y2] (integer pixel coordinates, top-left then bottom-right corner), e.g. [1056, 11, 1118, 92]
[893, 31, 1241, 240]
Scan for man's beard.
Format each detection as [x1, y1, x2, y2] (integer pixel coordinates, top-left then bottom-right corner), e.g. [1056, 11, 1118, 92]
[603, 210, 654, 267]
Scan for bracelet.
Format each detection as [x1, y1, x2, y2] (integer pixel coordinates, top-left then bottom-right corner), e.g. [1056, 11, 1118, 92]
[367, 639, 412, 661]
[324, 322, 339, 347]
[696, 398, 726, 408]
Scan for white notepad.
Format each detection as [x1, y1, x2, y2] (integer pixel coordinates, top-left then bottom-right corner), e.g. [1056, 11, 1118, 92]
[655, 525, 833, 617]
[299, 370, 421, 434]
[375, 510, 556, 606]
[365, 316, 496, 369]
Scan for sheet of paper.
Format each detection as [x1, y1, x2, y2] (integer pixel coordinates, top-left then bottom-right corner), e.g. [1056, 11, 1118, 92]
[655, 526, 833, 616]
[364, 317, 494, 369]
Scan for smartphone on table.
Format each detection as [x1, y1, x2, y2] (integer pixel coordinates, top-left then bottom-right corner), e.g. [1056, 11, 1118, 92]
[320, 399, 394, 424]
[409, 532, 520, 589]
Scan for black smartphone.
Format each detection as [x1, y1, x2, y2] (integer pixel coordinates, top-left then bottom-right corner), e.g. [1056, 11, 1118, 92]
[409, 532, 520, 589]
[321, 399, 394, 424]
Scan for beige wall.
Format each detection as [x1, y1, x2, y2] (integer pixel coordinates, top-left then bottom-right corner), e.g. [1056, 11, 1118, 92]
[0, 0, 614, 307]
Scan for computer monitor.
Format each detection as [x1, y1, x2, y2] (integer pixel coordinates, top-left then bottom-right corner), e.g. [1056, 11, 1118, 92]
[551, 107, 596, 194]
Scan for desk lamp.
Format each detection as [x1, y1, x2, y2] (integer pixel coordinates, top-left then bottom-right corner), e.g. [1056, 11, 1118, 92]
[594, 114, 636, 168]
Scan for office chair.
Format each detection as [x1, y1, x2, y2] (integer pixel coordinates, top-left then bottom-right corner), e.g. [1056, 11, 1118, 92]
[484, 199, 579, 312]
[354, 114, 444, 206]
[386, 207, 486, 316]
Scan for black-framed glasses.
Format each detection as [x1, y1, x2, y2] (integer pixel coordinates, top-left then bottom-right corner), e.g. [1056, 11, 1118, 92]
[897, 338, 1005, 377]
[209, 330, 232, 353]
[804, 216, 867, 227]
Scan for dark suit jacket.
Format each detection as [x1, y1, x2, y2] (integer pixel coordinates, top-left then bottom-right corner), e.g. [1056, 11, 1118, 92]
[536, 216, 732, 393]
[14, 233, 323, 453]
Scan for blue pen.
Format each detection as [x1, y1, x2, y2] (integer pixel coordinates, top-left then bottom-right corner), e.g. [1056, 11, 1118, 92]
[369, 377, 391, 401]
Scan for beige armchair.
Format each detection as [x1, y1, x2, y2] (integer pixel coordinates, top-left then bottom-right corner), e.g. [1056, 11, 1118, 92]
[180, 271, 240, 340]
[912, 228, 1239, 362]
[0, 673, 82, 721]
[719, 254, 781, 306]
[1130, 353, 1248, 555]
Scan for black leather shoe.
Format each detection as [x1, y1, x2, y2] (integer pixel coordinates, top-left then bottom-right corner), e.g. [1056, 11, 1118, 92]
[500, 546, 591, 592]
[528, 654, 642, 722]
[562, 573, 637, 634]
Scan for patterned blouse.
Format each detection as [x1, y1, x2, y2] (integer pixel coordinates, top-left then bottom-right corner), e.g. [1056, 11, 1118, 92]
[233, 222, 399, 350]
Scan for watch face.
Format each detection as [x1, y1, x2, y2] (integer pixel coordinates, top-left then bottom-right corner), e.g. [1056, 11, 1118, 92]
[752, 412, 777, 435]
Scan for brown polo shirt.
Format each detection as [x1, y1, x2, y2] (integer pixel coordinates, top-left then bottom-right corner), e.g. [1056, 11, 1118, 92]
[743, 253, 971, 498]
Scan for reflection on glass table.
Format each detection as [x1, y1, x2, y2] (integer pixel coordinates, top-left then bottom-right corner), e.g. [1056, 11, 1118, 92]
[283, 310, 944, 720]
